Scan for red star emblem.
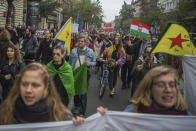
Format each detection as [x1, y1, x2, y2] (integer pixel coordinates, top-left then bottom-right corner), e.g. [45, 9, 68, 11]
[169, 34, 189, 49]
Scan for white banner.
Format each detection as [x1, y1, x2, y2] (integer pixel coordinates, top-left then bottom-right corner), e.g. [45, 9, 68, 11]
[0, 111, 196, 131]
[182, 55, 196, 115]
[71, 24, 79, 33]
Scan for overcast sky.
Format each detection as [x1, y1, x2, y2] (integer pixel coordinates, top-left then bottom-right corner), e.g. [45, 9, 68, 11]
[99, 0, 131, 22]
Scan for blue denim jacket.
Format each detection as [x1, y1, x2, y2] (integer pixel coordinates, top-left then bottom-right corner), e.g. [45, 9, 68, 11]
[68, 47, 96, 70]
[124, 104, 135, 112]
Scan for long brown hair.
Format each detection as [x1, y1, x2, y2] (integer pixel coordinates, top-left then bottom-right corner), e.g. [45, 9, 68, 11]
[0, 27, 11, 41]
[3, 44, 21, 61]
[132, 65, 187, 111]
[0, 63, 72, 124]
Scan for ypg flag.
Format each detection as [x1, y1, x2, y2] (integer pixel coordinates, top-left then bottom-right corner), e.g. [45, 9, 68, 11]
[130, 20, 150, 38]
[151, 23, 196, 56]
[54, 17, 72, 55]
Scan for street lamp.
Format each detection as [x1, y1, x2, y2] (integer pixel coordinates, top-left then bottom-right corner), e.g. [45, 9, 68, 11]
[0, 0, 5, 6]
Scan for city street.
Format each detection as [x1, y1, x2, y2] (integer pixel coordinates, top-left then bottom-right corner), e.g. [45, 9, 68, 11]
[86, 69, 131, 117]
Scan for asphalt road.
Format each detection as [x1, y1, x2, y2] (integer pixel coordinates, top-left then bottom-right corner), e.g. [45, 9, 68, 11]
[85, 69, 131, 117]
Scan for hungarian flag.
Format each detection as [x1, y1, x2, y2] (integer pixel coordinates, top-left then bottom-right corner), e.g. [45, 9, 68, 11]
[73, 64, 87, 95]
[151, 23, 196, 56]
[130, 20, 150, 38]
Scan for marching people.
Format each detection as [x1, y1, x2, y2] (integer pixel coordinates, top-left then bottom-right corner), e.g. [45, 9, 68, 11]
[21, 27, 38, 65]
[130, 45, 160, 98]
[36, 29, 55, 65]
[97, 65, 189, 115]
[69, 35, 96, 116]
[47, 45, 75, 107]
[0, 44, 25, 100]
[0, 27, 13, 60]
[5, 24, 18, 45]
[94, 33, 104, 59]
[0, 27, 17, 104]
[108, 39, 125, 96]
[121, 36, 136, 89]
[0, 63, 84, 125]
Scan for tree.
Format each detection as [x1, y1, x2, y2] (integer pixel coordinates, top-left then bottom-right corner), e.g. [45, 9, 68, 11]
[61, 0, 103, 29]
[115, 1, 135, 31]
[120, 2, 135, 20]
[172, 0, 196, 32]
[39, 0, 60, 22]
[139, 0, 163, 25]
[138, 0, 163, 36]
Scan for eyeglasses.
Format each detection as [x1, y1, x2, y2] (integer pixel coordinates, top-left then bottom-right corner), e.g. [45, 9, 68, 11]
[78, 40, 84, 42]
[53, 53, 61, 56]
[153, 81, 176, 89]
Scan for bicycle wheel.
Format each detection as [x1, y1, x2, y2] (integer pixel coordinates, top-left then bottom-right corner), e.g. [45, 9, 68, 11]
[99, 78, 106, 99]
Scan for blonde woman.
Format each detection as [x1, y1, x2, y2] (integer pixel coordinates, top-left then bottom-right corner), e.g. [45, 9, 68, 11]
[97, 65, 188, 115]
[0, 63, 83, 125]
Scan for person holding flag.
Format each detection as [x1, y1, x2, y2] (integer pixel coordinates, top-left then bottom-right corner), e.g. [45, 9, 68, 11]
[151, 23, 196, 115]
[69, 35, 96, 116]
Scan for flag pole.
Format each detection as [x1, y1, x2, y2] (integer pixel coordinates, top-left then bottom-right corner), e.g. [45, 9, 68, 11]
[54, 17, 72, 41]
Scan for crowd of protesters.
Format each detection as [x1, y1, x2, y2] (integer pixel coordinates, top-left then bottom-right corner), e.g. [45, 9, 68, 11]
[0, 22, 195, 126]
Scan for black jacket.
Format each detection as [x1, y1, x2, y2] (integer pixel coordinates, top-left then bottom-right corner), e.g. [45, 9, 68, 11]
[7, 29, 18, 45]
[21, 35, 38, 60]
[0, 59, 25, 99]
[0, 59, 25, 82]
[36, 38, 55, 64]
[126, 40, 142, 63]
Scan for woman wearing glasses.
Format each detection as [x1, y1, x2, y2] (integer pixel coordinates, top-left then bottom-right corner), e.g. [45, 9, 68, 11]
[97, 65, 188, 115]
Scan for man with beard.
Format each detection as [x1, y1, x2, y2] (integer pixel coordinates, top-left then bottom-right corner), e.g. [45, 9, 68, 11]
[21, 27, 38, 64]
[69, 35, 96, 116]
[36, 29, 55, 64]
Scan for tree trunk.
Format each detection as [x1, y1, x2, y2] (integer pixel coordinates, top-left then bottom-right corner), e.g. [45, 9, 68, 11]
[6, 0, 14, 24]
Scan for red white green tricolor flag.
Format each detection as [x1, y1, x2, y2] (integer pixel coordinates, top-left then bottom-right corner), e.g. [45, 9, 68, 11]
[130, 20, 150, 38]
[151, 23, 196, 56]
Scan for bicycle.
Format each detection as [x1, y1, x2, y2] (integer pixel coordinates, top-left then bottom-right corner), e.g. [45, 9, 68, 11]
[98, 59, 116, 99]
[97, 59, 109, 99]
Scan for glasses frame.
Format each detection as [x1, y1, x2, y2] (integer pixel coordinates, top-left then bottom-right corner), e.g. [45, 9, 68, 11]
[152, 81, 177, 89]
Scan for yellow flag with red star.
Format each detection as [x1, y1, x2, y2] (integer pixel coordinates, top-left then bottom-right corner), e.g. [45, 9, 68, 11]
[54, 17, 72, 55]
[151, 23, 196, 56]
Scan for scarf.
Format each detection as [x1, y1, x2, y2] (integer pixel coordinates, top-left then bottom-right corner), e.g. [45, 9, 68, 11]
[14, 97, 49, 123]
[137, 103, 188, 115]
[47, 60, 75, 98]
[78, 49, 86, 55]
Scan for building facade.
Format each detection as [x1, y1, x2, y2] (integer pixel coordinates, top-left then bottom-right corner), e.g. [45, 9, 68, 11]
[40, 0, 63, 29]
[158, 0, 180, 13]
[0, 0, 24, 27]
[0, 0, 64, 29]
